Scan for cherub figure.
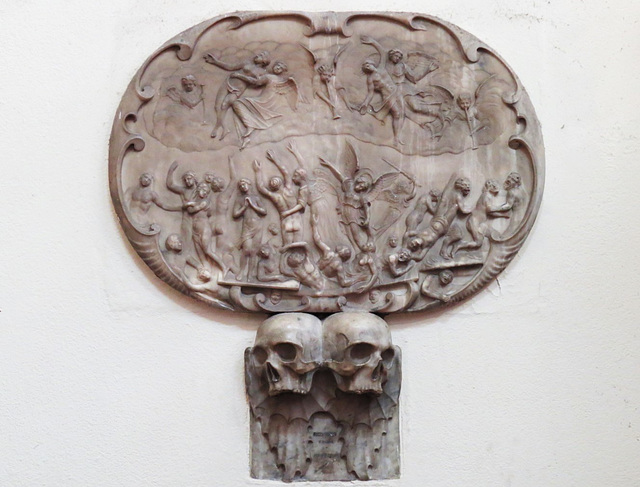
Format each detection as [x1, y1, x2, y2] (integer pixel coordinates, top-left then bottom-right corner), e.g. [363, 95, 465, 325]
[301, 43, 349, 119]
[166, 75, 204, 116]
[229, 61, 304, 149]
[434, 75, 495, 147]
[203, 50, 271, 140]
[319, 141, 400, 252]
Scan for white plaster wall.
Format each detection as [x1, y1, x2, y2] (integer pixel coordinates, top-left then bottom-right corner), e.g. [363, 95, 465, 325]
[1, 0, 639, 485]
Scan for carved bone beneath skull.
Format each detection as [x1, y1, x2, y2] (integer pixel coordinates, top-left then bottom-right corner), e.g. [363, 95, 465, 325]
[251, 313, 323, 395]
[323, 312, 395, 395]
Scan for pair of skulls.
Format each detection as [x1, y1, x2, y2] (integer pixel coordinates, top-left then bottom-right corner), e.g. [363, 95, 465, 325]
[250, 312, 396, 396]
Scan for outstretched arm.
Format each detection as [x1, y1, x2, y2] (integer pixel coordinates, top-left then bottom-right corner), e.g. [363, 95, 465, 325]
[266, 150, 291, 189]
[358, 77, 376, 114]
[286, 141, 305, 168]
[203, 53, 244, 71]
[252, 160, 271, 197]
[152, 193, 182, 212]
[230, 73, 267, 87]
[166, 161, 182, 194]
[360, 35, 386, 68]
[318, 157, 346, 183]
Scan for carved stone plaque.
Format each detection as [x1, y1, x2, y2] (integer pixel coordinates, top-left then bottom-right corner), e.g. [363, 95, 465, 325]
[109, 11, 544, 314]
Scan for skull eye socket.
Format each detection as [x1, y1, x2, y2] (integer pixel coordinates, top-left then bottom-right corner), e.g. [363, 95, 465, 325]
[349, 343, 375, 364]
[274, 343, 298, 362]
[252, 346, 268, 365]
[381, 347, 395, 365]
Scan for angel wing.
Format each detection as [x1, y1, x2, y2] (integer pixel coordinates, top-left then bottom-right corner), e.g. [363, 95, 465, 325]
[333, 42, 349, 67]
[274, 76, 306, 109]
[474, 74, 496, 103]
[366, 172, 401, 203]
[406, 51, 440, 83]
[310, 170, 340, 201]
[299, 43, 319, 66]
[340, 140, 360, 178]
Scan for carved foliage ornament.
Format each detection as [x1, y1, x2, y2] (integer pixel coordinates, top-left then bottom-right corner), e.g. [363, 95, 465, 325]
[109, 11, 544, 314]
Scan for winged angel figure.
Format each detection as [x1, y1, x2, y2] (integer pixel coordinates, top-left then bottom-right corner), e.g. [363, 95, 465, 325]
[228, 61, 305, 149]
[318, 142, 400, 253]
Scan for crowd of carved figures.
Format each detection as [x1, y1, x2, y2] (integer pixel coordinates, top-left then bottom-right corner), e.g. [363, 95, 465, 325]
[128, 138, 527, 306]
[156, 34, 495, 149]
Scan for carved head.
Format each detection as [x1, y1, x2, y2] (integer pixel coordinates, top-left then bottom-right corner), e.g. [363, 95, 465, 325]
[397, 248, 411, 263]
[457, 92, 472, 110]
[484, 179, 500, 195]
[323, 312, 395, 395]
[165, 233, 182, 253]
[268, 176, 283, 191]
[272, 61, 288, 75]
[210, 176, 226, 193]
[354, 173, 373, 193]
[454, 177, 471, 196]
[361, 60, 376, 74]
[439, 270, 454, 286]
[197, 267, 212, 282]
[253, 51, 271, 67]
[258, 244, 271, 259]
[270, 290, 282, 305]
[336, 244, 352, 262]
[388, 49, 403, 63]
[203, 172, 216, 185]
[181, 75, 197, 92]
[196, 181, 210, 199]
[139, 173, 153, 187]
[182, 171, 197, 188]
[504, 172, 522, 190]
[292, 168, 307, 185]
[286, 250, 305, 268]
[388, 235, 399, 248]
[408, 237, 424, 252]
[238, 178, 251, 193]
[252, 313, 323, 395]
[317, 64, 335, 82]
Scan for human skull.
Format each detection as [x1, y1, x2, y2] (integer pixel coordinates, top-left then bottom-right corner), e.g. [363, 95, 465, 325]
[323, 312, 396, 395]
[251, 313, 322, 396]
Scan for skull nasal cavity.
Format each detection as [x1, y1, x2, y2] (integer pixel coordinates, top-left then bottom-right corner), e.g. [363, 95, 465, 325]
[349, 343, 375, 364]
[274, 343, 297, 362]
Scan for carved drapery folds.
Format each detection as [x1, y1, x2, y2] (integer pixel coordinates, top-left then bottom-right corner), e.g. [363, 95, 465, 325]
[109, 11, 544, 314]
[245, 312, 401, 482]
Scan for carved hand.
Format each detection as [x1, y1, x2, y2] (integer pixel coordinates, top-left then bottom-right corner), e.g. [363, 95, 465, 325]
[360, 35, 372, 44]
[286, 141, 296, 155]
[253, 159, 261, 171]
[265, 150, 276, 162]
[203, 53, 217, 64]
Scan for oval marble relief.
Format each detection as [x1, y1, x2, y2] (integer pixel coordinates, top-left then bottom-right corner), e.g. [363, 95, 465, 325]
[109, 11, 544, 314]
